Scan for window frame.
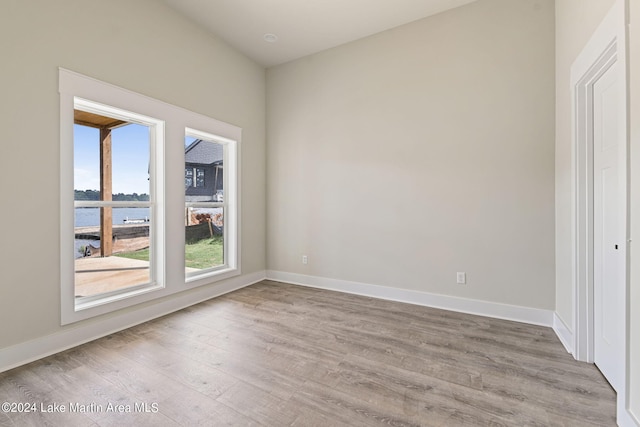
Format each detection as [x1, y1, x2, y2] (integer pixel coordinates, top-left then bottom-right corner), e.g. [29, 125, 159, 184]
[60, 68, 241, 325]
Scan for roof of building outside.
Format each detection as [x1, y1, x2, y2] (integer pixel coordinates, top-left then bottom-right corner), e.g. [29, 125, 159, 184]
[185, 139, 223, 165]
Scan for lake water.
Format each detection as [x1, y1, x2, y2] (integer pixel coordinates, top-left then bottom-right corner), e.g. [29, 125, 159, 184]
[75, 207, 150, 227]
[75, 208, 150, 259]
[73, 207, 221, 259]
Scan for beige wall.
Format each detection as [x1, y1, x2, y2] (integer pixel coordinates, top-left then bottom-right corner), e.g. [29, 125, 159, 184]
[554, 0, 616, 331]
[266, 0, 555, 309]
[0, 0, 266, 348]
[629, 0, 640, 420]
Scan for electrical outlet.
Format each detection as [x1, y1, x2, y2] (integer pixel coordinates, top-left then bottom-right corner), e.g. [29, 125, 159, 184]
[456, 272, 466, 284]
[302, 255, 308, 265]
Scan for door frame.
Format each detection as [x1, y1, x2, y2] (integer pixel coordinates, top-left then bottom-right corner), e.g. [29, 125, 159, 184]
[572, 39, 620, 364]
[570, 0, 631, 422]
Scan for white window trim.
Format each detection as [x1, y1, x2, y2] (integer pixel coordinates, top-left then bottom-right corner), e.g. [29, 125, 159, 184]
[60, 68, 241, 325]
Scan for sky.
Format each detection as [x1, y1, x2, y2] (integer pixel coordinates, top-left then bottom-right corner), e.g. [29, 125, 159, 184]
[74, 123, 151, 194]
[185, 135, 197, 146]
[74, 125, 201, 194]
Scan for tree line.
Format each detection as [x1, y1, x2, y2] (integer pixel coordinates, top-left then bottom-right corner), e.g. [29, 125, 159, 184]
[74, 189, 150, 201]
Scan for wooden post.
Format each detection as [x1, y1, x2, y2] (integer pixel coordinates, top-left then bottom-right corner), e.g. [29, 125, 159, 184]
[100, 128, 113, 257]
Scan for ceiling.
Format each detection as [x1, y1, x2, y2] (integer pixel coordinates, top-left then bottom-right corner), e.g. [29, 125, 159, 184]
[160, 0, 477, 68]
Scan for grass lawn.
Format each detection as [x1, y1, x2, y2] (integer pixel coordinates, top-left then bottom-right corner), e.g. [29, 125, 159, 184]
[115, 236, 223, 269]
[114, 248, 149, 262]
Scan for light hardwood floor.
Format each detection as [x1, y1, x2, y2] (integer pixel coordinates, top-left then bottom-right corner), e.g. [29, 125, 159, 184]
[0, 280, 616, 426]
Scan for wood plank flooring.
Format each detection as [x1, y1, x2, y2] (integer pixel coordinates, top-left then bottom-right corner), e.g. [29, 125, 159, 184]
[0, 280, 616, 426]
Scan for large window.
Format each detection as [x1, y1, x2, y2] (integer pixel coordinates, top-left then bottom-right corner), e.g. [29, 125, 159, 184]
[60, 68, 240, 324]
[72, 99, 163, 310]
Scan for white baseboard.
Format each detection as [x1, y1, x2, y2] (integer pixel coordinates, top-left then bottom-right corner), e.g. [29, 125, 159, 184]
[266, 270, 554, 327]
[552, 312, 574, 355]
[0, 270, 266, 374]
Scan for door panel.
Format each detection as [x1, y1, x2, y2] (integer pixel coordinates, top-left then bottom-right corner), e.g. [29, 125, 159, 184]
[592, 60, 623, 391]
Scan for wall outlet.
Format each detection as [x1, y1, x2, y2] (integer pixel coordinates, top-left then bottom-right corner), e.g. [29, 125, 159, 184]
[456, 272, 466, 284]
[302, 255, 308, 265]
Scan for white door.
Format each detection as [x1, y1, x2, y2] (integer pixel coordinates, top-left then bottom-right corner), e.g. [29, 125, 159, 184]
[592, 60, 623, 391]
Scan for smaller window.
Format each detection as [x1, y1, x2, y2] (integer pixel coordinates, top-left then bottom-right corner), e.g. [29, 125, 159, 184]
[196, 167, 206, 187]
[184, 167, 208, 188]
[184, 128, 236, 282]
[185, 168, 194, 188]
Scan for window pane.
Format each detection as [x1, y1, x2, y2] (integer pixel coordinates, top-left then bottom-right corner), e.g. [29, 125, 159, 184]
[74, 125, 101, 200]
[74, 113, 150, 201]
[112, 124, 150, 197]
[74, 207, 151, 298]
[73, 108, 152, 299]
[185, 208, 224, 274]
[185, 137, 223, 202]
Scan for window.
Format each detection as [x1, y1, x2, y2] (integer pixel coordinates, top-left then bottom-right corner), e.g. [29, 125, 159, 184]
[60, 68, 240, 325]
[184, 129, 236, 280]
[196, 167, 206, 187]
[72, 99, 163, 310]
[185, 168, 194, 188]
[184, 167, 208, 188]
